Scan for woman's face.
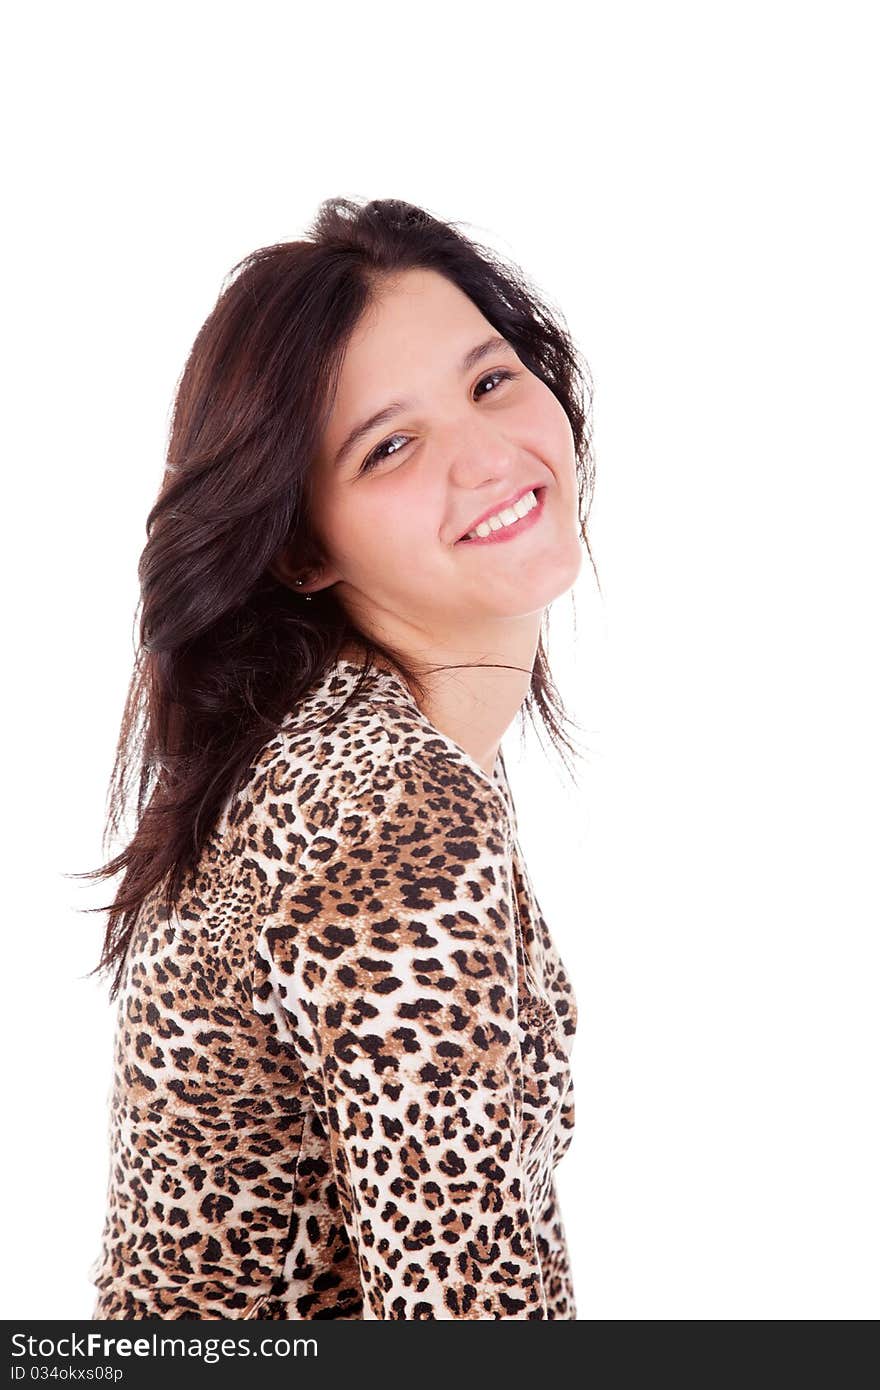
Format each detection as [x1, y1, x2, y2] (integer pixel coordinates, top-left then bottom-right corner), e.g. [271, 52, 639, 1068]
[304, 267, 583, 649]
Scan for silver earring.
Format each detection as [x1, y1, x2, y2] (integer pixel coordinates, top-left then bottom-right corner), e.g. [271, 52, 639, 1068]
[295, 579, 313, 602]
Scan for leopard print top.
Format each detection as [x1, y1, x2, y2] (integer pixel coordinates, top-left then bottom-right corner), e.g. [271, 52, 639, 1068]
[88, 657, 578, 1319]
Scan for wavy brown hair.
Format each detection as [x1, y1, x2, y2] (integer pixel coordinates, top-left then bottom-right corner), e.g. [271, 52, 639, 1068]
[73, 195, 599, 1001]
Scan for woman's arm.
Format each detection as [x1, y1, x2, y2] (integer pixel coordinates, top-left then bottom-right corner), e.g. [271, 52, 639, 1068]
[251, 759, 549, 1319]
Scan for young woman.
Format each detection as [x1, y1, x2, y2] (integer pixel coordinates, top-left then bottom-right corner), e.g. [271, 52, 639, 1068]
[82, 196, 598, 1320]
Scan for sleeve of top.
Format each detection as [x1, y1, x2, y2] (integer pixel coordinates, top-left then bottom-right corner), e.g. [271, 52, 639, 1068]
[251, 758, 549, 1319]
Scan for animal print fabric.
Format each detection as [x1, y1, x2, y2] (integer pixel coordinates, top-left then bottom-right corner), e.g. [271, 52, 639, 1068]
[88, 658, 578, 1319]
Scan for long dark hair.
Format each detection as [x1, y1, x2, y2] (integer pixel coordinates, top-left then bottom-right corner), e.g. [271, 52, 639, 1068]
[73, 195, 599, 1001]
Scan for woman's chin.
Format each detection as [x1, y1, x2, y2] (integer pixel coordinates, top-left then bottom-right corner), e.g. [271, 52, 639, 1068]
[472, 554, 583, 614]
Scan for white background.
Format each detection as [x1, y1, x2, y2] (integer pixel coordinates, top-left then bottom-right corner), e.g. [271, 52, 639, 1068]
[2, 0, 877, 1320]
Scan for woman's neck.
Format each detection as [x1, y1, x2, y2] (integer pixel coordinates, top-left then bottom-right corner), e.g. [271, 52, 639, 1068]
[339, 630, 539, 778]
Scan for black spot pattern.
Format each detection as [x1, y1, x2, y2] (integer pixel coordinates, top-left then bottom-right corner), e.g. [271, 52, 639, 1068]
[88, 659, 578, 1319]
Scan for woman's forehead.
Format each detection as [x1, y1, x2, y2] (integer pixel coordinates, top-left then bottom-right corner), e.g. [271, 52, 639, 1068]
[322, 274, 497, 439]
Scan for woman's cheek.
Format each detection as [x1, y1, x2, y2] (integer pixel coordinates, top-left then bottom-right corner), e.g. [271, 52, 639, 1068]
[342, 500, 408, 570]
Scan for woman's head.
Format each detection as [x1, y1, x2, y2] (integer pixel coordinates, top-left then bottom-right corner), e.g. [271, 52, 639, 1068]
[277, 264, 583, 657]
[78, 196, 598, 998]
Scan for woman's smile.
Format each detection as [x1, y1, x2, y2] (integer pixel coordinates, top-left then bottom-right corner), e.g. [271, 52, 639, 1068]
[454, 485, 548, 547]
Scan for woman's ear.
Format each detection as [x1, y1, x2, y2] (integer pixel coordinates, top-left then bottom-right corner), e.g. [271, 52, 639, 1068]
[269, 546, 301, 590]
[269, 545, 338, 596]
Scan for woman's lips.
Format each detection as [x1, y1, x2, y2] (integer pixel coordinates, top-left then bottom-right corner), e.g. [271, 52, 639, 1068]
[455, 486, 547, 546]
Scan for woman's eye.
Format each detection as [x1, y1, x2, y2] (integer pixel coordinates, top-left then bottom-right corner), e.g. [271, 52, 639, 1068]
[360, 433, 411, 473]
[358, 367, 520, 474]
[474, 367, 519, 398]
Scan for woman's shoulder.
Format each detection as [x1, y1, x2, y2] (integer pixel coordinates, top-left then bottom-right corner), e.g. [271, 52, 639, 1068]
[217, 656, 511, 859]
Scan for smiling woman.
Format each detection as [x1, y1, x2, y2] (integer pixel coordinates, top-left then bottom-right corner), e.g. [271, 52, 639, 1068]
[276, 262, 588, 734]
[75, 195, 599, 1320]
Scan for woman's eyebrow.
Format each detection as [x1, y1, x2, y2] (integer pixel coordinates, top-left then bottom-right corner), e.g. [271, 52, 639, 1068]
[332, 333, 513, 469]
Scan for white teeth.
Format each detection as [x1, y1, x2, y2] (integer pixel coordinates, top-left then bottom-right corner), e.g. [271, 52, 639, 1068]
[464, 489, 539, 541]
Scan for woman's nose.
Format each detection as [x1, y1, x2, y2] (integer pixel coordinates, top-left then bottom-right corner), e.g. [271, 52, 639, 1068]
[440, 414, 519, 487]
